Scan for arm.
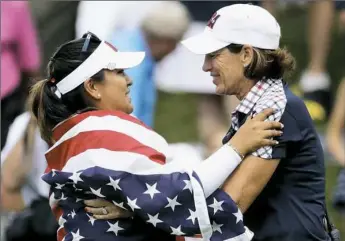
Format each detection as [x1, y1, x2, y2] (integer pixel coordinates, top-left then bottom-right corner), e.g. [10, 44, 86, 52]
[222, 156, 279, 213]
[44, 109, 281, 239]
[1, 113, 34, 211]
[222, 101, 290, 213]
[326, 79, 345, 166]
[1, 139, 27, 211]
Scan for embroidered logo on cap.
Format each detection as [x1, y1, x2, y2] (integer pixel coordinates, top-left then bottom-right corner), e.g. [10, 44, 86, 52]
[207, 13, 220, 29]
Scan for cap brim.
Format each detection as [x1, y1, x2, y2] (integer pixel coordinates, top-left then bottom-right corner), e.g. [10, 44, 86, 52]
[110, 52, 145, 69]
[181, 31, 229, 55]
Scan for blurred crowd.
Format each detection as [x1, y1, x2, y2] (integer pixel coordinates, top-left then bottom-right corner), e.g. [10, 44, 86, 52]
[0, 1, 344, 241]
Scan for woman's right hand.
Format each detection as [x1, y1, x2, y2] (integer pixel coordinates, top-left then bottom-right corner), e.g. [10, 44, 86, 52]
[229, 108, 283, 157]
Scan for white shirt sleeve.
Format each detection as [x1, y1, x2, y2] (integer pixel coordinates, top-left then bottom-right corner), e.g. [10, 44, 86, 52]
[194, 145, 242, 197]
[1, 112, 50, 205]
[1, 112, 31, 165]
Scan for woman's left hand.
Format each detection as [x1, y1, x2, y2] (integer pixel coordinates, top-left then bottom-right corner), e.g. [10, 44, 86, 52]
[84, 199, 133, 219]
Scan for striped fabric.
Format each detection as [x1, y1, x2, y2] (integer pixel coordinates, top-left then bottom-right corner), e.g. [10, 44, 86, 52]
[42, 110, 253, 241]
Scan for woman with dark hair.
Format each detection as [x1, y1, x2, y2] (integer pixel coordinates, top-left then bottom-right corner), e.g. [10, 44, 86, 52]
[29, 31, 283, 241]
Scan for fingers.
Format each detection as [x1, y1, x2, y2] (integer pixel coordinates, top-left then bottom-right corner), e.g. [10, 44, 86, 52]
[85, 205, 133, 220]
[93, 210, 133, 220]
[84, 199, 111, 208]
[262, 129, 283, 139]
[259, 121, 284, 130]
[93, 214, 121, 220]
[251, 108, 275, 121]
[261, 139, 280, 147]
[85, 206, 107, 215]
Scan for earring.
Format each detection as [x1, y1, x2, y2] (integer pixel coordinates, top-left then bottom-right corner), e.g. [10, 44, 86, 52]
[97, 94, 101, 98]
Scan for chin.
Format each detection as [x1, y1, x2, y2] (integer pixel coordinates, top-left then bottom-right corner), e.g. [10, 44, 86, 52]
[125, 105, 134, 114]
[215, 87, 226, 95]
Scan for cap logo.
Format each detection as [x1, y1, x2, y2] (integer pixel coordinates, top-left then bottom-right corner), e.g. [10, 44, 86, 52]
[207, 13, 220, 29]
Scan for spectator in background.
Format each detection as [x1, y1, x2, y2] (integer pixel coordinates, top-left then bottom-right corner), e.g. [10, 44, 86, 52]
[267, 0, 336, 122]
[1, 1, 41, 149]
[0, 110, 57, 241]
[29, 0, 79, 71]
[75, 1, 161, 40]
[326, 79, 345, 212]
[110, 1, 190, 127]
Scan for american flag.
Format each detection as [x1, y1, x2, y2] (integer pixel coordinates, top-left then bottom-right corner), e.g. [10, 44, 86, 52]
[42, 110, 253, 241]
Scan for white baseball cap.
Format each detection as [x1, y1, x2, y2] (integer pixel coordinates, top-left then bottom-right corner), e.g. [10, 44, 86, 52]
[181, 4, 281, 55]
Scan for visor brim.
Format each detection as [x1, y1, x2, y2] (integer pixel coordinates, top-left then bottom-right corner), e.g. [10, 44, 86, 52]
[181, 31, 229, 55]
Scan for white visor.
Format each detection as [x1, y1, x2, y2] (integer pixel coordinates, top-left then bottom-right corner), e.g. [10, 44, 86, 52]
[181, 29, 229, 55]
[55, 41, 145, 98]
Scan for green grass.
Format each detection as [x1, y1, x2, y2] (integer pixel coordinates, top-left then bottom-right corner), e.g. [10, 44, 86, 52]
[154, 4, 344, 237]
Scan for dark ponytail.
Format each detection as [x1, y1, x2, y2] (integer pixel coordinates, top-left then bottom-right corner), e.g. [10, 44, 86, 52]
[29, 34, 104, 145]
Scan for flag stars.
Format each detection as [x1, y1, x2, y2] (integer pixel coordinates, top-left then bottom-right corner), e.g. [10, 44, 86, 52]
[147, 213, 163, 227]
[183, 180, 193, 193]
[233, 209, 243, 224]
[59, 193, 67, 201]
[69, 172, 83, 184]
[186, 209, 197, 224]
[107, 177, 122, 191]
[127, 197, 141, 211]
[86, 213, 96, 226]
[106, 221, 124, 236]
[71, 229, 84, 241]
[165, 195, 182, 211]
[90, 187, 105, 198]
[68, 209, 76, 219]
[143, 182, 160, 199]
[212, 221, 223, 234]
[55, 183, 65, 190]
[170, 225, 185, 236]
[208, 198, 224, 215]
[112, 200, 127, 210]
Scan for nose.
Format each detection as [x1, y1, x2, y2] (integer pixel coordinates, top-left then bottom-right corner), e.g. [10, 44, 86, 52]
[202, 55, 212, 72]
[126, 76, 132, 86]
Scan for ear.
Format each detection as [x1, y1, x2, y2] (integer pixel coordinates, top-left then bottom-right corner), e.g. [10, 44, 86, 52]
[83, 79, 101, 100]
[241, 45, 254, 67]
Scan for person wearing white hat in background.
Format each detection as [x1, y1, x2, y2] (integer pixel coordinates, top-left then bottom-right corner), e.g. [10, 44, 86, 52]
[180, 4, 335, 241]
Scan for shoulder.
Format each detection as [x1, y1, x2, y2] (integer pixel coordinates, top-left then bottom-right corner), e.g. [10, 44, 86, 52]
[253, 80, 287, 122]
